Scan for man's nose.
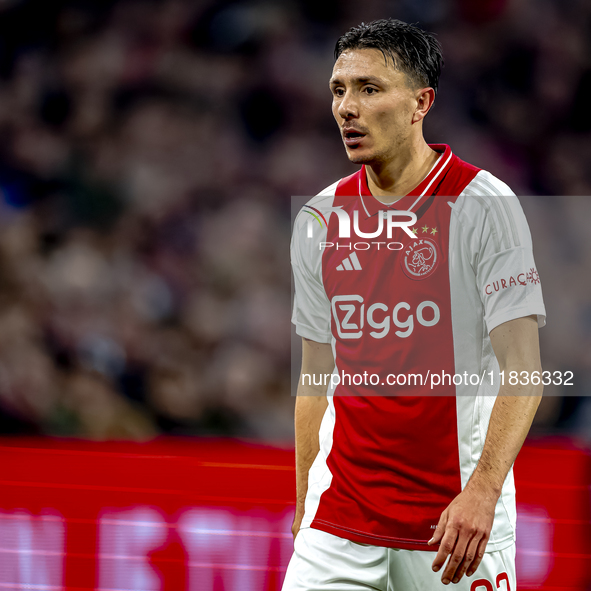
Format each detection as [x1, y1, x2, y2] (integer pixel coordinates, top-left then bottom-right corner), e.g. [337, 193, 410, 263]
[337, 90, 358, 119]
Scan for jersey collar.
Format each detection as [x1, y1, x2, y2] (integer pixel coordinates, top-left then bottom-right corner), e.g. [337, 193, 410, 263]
[358, 144, 453, 219]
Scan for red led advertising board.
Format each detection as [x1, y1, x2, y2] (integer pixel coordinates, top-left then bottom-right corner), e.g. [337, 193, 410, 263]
[0, 437, 589, 590]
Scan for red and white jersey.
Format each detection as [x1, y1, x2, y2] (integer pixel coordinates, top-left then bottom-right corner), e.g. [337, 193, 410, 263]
[291, 144, 546, 552]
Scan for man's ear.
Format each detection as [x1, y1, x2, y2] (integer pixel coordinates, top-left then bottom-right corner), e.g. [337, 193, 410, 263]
[412, 87, 436, 124]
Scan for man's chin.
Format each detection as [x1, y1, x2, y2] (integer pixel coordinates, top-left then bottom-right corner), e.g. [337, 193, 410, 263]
[344, 145, 374, 162]
[346, 150, 375, 165]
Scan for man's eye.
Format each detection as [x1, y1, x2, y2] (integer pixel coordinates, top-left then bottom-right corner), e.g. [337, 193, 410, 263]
[333, 88, 344, 96]
[364, 87, 377, 94]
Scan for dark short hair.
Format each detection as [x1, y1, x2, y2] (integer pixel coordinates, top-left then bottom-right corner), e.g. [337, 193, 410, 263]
[334, 19, 443, 93]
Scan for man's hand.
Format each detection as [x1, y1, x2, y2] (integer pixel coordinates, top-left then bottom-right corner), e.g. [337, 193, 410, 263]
[428, 484, 497, 585]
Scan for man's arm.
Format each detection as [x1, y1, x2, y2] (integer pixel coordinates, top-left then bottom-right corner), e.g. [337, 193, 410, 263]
[429, 315, 543, 585]
[292, 337, 332, 541]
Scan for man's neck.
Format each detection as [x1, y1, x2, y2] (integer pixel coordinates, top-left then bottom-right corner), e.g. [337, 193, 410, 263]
[365, 141, 439, 204]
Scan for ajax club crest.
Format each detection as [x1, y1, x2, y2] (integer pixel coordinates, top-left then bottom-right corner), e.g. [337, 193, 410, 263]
[401, 237, 440, 280]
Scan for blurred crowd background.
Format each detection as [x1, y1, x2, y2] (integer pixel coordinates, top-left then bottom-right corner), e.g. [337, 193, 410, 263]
[0, 0, 589, 441]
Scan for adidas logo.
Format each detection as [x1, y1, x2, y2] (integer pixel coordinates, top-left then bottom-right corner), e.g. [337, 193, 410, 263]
[336, 252, 362, 271]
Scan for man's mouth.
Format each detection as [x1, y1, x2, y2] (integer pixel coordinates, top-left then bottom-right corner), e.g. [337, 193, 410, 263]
[343, 130, 366, 147]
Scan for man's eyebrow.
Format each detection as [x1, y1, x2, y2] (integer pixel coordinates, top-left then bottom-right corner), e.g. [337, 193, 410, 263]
[329, 76, 383, 86]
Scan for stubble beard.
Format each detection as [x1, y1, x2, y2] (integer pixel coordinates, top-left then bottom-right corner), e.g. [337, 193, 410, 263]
[345, 146, 388, 167]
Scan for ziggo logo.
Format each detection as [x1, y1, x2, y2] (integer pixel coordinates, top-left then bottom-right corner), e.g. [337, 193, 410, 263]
[331, 295, 440, 339]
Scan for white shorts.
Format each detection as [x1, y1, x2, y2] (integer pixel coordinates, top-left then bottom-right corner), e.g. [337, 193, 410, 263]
[282, 527, 515, 591]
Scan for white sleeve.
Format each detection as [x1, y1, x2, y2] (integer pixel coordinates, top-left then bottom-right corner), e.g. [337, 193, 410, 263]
[462, 172, 546, 334]
[291, 211, 332, 343]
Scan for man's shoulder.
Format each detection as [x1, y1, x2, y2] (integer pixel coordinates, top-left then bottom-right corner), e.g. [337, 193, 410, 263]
[292, 182, 338, 242]
[443, 148, 515, 201]
[293, 188, 338, 232]
[460, 169, 516, 198]
[451, 164, 518, 220]
[450, 166, 531, 253]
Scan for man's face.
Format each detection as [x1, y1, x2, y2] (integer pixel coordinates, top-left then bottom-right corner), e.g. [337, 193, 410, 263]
[330, 48, 420, 165]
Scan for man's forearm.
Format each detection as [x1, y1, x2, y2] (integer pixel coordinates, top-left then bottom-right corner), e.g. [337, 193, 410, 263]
[468, 315, 543, 497]
[466, 387, 542, 498]
[294, 394, 328, 515]
[293, 337, 333, 527]
[430, 316, 543, 583]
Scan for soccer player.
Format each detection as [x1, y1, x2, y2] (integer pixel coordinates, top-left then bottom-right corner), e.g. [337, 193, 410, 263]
[284, 19, 546, 590]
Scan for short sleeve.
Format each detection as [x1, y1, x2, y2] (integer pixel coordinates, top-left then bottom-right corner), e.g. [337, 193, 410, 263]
[471, 193, 546, 333]
[291, 214, 332, 343]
